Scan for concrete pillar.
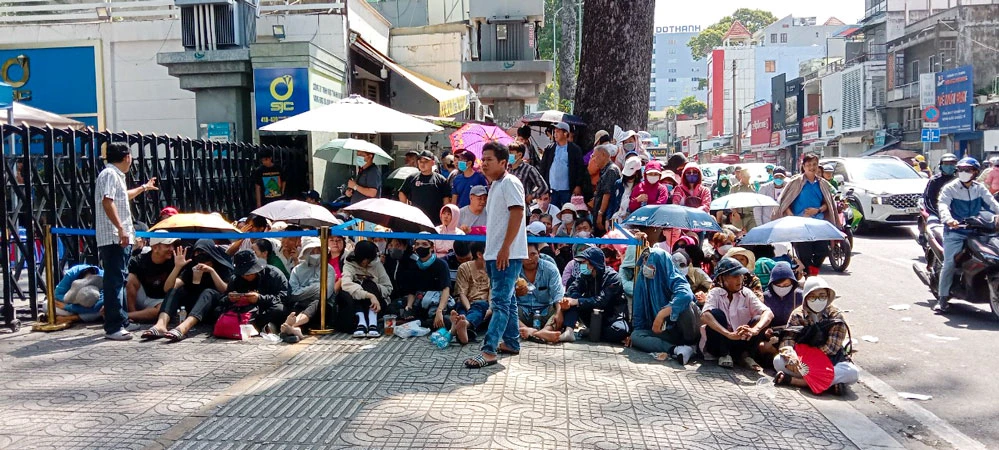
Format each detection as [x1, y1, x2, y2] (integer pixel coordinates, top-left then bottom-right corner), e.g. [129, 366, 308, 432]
[156, 49, 254, 142]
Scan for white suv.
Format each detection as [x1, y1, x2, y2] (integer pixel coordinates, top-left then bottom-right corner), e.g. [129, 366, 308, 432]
[820, 156, 928, 228]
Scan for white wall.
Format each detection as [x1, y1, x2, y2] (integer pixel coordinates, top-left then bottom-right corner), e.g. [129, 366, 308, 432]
[349, 0, 392, 52]
[256, 15, 347, 60]
[389, 28, 468, 86]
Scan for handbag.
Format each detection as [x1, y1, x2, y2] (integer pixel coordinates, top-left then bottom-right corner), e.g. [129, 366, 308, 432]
[213, 300, 256, 340]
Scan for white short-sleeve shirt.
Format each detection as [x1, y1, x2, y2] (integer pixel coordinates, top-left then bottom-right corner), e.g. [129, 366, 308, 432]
[484, 174, 528, 261]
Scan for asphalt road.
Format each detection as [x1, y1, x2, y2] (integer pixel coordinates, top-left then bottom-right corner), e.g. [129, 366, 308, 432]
[820, 225, 999, 448]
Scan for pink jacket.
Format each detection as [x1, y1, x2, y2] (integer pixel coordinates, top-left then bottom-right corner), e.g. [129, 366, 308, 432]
[629, 181, 670, 212]
[671, 163, 713, 213]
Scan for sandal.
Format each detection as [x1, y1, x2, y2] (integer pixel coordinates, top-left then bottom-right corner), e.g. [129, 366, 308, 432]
[718, 355, 734, 368]
[774, 372, 793, 386]
[164, 328, 186, 342]
[828, 383, 846, 396]
[141, 328, 166, 340]
[498, 343, 520, 355]
[464, 354, 498, 369]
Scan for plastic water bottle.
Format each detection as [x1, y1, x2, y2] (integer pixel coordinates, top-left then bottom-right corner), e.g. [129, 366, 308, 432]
[177, 307, 187, 323]
[532, 310, 542, 329]
[430, 328, 452, 349]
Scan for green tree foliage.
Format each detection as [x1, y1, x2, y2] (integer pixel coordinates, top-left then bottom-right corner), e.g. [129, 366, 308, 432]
[679, 96, 707, 115]
[686, 8, 778, 60]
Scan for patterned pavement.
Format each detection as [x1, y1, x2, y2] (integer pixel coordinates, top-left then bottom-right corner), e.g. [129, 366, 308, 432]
[0, 325, 873, 450]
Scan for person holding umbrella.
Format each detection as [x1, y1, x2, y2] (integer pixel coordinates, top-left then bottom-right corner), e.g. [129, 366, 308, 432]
[773, 153, 839, 276]
[773, 276, 858, 396]
[464, 142, 528, 369]
[349, 150, 381, 205]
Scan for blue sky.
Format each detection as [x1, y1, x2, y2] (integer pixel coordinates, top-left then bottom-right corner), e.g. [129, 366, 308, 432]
[654, 0, 866, 29]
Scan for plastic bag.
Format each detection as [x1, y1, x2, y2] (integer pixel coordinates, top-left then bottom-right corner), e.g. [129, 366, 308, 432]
[394, 320, 431, 338]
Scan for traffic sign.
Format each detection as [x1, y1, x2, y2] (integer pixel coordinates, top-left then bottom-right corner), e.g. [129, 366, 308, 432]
[921, 128, 941, 143]
[922, 106, 940, 123]
[923, 122, 939, 129]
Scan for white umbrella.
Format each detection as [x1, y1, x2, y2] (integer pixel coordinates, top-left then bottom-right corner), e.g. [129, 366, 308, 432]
[0, 102, 85, 129]
[260, 95, 444, 134]
[709, 192, 779, 210]
[251, 200, 342, 227]
[314, 138, 393, 166]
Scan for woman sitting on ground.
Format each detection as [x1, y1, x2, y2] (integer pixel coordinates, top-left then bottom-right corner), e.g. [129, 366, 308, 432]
[774, 276, 858, 395]
[254, 238, 288, 277]
[142, 239, 234, 340]
[280, 237, 336, 341]
[340, 240, 393, 338]
[435, 204, 465, 258]
[758, 261, 802, 362]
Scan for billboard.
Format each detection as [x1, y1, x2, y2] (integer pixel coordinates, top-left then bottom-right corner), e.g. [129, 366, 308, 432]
[0, 44, 102, 129]
[784, 77, 804, 142]
[771, 74, 786, 132]
[802, 115, 820, 141]
[254, 67, 310, 129]
[936, 65, 974, 134]
[749, 103, 771, 148]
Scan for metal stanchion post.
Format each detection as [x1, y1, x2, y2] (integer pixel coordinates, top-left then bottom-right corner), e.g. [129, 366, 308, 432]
[310, 226, 333, 335]
[33, 225, 68, 332]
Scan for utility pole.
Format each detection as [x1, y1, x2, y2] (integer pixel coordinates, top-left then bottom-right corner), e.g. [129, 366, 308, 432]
[732, 59, 738, 154]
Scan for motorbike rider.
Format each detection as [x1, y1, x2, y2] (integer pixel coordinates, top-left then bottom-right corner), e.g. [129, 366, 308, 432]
[936, 157, 999, 313]
[919, 154, 959, 253]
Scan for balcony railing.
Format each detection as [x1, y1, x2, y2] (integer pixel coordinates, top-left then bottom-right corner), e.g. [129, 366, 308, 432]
[864, 0, 886, 20]
[888, 82, 919, 103]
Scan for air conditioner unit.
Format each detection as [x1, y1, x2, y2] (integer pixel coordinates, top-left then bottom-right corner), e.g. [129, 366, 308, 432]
[176, 0, 258, 51]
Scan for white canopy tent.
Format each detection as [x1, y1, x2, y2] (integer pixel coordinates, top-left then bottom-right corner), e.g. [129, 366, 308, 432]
[0, 102, 85, 129]
[259, 95, 444, 134]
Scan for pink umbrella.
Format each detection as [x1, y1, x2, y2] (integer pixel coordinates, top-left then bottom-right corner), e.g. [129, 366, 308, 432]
[343, 198, 437, 233]
[449, 123, 515, 159]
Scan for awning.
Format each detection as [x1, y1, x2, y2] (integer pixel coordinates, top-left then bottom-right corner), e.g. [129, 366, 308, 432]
[353, 37, 470, 117]
[859, 138, 901, 156]
[840, 136, 865, 144]
[835, 26, 862, 38]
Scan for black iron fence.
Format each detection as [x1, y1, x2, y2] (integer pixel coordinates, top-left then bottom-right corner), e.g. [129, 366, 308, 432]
[1, 125, 304, 320]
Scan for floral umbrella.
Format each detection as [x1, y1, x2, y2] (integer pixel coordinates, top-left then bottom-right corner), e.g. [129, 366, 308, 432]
[449, 123, 515, 159]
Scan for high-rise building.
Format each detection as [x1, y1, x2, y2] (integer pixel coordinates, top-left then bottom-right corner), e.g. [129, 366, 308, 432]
[651, 27, 708, 111]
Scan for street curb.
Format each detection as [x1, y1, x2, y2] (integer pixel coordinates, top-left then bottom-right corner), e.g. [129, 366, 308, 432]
[856, 365, 987, 450]
[803, 390, 905, 449]
[143, 336, 316, 450]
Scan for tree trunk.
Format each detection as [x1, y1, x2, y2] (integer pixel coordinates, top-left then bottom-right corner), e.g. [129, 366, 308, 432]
[557, 0, 578, 101]
[573, 0, 654, 149]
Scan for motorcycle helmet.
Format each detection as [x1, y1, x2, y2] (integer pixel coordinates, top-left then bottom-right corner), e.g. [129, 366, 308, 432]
[957, 157, 981, 171]
[939, 153, 958, 164]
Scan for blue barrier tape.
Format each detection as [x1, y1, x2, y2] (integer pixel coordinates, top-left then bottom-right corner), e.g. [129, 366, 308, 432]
[49, 227, 638, 246]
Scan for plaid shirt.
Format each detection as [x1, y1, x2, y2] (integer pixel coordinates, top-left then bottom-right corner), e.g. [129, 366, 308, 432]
[779, 305, 849, 357]
[509, 161, 549, 199]
[94, 164, 135, 247]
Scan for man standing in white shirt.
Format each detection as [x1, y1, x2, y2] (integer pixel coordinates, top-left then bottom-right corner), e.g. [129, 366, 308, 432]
[464, 142, 527, 369]
[95, 143, 158, 340]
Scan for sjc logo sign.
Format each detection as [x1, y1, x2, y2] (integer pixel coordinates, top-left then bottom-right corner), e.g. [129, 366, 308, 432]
[1, 55, 32, 101]
[254, 68, 309, 128]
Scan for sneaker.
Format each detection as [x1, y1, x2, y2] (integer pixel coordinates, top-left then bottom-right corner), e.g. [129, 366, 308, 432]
[558, 328, 576, 343]
[124, 322, 142, 332]
[718, 355, 734, 368]
[367, 325, 380, 338]
[105, 329, 133, 341]
[933, 296, 951, 314]
[672, 345, 695, 365]
[352, 325, 367, 338]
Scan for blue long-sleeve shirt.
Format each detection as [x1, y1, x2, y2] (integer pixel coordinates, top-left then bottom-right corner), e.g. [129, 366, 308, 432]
[517, 257, 564, 310]
[632, 248, 694, 330]
[54, 264, 104, 315]
[938, 179, 999, 234]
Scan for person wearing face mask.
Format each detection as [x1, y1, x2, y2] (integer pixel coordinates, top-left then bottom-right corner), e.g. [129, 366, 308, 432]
[554, 203, 578, 237]
[711, 169, 731, 199]
[507, 142, 549, 205]
[450, 150, 488, 208]
[671, 163, 713, 213]
[402, 234, 453, 328]
[921, 154, 959, 224]
[758, 262, 802, 361]
[348, 150, 381, 205]
[629, 160, 671, 212]
[705, 230, 736, 276]
[936, 157, 999, 313]
[383, 238, 417, 301]
[338, 241, 394, 338]
[554, 247, 629, 345]
[672, 250, 712, 298]
[701, 257, 774, 371]
[774, 276, 858, 396]
[611, 156, 644, 221]
[280, 237, 339, 339]
[629, 248, 699, 364]
[613, 130, 651, 168]
[754, 167, 788, 225]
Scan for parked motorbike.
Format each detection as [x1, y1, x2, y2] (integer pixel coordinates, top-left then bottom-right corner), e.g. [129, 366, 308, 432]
[828, 188, 860, 272]
[913, 216, 999, 320]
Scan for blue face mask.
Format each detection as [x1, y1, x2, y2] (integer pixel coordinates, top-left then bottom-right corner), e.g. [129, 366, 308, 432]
[355, 156, 366, 166]
[940, 165, 957, 176]
[666, 184, 675, 193]
[579, 263, 592, 276]
[508, 154, 517, 164]
[457, 161, 468, 172]
[774, 178, 785, 187]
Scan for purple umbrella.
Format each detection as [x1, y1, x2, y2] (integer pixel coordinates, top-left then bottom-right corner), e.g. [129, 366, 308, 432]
[343, 198, 437, 233]
[449, 123, 515, 159]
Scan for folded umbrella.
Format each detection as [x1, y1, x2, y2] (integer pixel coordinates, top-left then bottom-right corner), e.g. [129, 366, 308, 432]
[344, 198, 437, 233]
[314, 138, 394, 166]
[738, 216, 846, 246]
[449, 123, 515, 159]
[623, 204, 722, 232]
[251, 200, 342, 227]
[794, 344, 836, 395]
[149, 213, 240, 233]
[709, 192, 779, 210]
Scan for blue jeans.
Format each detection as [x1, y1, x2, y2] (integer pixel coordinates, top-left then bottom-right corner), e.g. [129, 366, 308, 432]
[462, 300, 490, 328]
[482, 260, 522, 355]
[938, 231, 967, 298]
[99, 244, 132, 334]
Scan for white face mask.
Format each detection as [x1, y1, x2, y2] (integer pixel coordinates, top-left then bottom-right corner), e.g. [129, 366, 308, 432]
[772, 285, 794, 297]
[807, 299, 827, 313]
[562, 214, 574, 223]
[576, 231, 591, 238]
[646, 175, 661, 184]
[719, 244, 734, 255]
[307, 254, 321, 266]
[958, 172, 974, 183]
[642, 264, 656, 279]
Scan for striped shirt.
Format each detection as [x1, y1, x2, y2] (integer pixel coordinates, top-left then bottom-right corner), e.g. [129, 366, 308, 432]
[509, 161, 549, 200]
[94, 164, 135, 247]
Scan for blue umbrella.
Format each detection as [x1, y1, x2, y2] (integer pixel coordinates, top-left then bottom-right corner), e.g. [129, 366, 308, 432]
[623, 205, 722, 232]
[739, 216, 846, 245]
